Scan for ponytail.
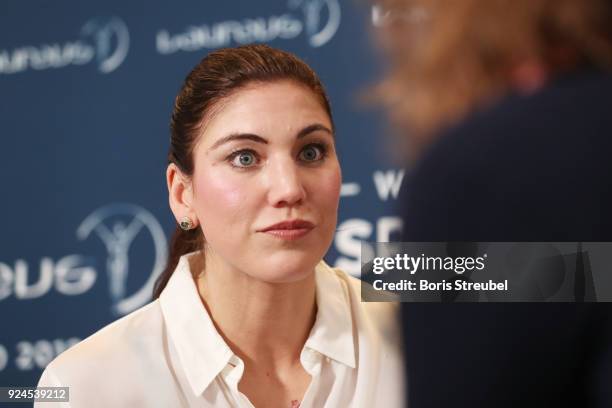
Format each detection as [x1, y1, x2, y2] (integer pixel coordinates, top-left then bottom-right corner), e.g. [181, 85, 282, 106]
[152, 226, 203, 299]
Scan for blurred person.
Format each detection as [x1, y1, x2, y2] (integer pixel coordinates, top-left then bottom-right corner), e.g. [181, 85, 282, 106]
[35, 44, 404, 408]
[373, 0, 612, 407]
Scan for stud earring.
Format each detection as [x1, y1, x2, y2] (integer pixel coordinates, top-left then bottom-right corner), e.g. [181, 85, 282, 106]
[179, 216, 194, 231]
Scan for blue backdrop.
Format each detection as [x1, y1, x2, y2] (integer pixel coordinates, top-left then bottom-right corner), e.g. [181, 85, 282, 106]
[0, 0, 405, 390]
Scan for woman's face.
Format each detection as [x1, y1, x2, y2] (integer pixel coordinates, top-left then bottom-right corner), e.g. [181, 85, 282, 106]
[190, 80, 341, 283]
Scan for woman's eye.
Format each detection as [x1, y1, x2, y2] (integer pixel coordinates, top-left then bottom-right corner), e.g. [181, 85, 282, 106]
[230, 150, 258, 168]
[299, 144, 325, 162]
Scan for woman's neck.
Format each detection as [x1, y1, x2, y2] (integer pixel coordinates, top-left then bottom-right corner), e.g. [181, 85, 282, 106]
[193, 250, 317, 372]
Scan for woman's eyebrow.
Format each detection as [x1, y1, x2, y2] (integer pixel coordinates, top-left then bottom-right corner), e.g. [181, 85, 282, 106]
[297, 123, 333, 139]
[209, 123, 333, 151]
[209, 133, 267, 151]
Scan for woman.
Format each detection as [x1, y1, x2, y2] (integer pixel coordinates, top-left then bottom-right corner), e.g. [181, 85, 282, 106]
[374, 1, 612, 407]
[36, 44, 404, 408]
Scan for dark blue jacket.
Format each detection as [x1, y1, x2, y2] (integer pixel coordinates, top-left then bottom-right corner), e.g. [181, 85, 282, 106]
[400, 70, 612, 408]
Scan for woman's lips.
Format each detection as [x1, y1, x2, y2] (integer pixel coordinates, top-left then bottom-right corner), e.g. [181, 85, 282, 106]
[259, 220, 315, 240]
[264, 228, 312, 240]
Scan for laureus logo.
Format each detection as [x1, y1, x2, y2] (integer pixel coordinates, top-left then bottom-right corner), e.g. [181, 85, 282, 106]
[0, 16, 129, 75]
[77, 203, 167, 315]
[80, 17, 130, 74]
[288, 0, 341, 47]
[156, 0, 340, 55]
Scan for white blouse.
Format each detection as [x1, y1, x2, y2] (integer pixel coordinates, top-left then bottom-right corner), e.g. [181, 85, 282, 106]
[36, 254, 405, 407]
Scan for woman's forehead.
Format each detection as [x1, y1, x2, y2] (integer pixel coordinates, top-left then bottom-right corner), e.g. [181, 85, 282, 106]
[219, 81, 326, 117]
[199, 81, 332, 145]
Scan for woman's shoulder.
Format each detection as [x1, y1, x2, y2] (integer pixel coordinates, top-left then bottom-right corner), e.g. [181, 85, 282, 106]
[39, 300, 165, 386]
[36, 300, 187, 406]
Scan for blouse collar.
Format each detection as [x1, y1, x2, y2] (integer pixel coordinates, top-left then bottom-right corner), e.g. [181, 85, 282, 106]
[159, 252, 356, 397]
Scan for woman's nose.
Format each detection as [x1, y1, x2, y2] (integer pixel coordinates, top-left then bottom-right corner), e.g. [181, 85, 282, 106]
[266, 161, 306, 208]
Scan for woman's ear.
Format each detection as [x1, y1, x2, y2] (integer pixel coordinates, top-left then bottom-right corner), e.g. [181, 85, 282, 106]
[166, 163, 199, 228]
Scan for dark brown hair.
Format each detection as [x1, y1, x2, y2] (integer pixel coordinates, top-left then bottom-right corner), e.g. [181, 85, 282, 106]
[153, 44, 333, 299]
[374, 0, 612, 155]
